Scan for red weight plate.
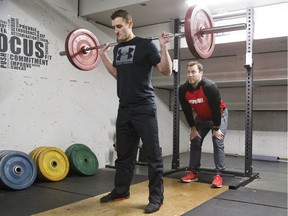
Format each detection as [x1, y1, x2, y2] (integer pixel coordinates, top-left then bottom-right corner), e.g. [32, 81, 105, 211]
[184, 5, 215, 59]
[65, 28, 101, 71]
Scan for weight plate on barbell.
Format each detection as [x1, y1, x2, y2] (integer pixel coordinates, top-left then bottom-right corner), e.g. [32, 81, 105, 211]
[185, 5, 215, 59]
[65, 28, 101, 71]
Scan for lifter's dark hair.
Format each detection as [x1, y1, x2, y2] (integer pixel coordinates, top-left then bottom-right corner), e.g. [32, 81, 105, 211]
[187, 61, 203, 71]
[111, 9, 132, 23]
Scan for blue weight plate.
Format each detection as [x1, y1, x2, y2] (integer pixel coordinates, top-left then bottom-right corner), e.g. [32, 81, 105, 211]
[0, 150, 11, 159]
[0, 151, 37, 190]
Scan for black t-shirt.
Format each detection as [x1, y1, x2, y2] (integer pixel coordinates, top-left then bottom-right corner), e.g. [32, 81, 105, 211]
[113, 37, 161, 106]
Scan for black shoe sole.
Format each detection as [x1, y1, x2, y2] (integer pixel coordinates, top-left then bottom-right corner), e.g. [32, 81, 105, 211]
[144, 203, 162, 213]
[100, 194, 130, 203]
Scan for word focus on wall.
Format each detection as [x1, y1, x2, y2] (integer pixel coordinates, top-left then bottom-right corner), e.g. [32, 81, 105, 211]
[0, 17, 52, 71]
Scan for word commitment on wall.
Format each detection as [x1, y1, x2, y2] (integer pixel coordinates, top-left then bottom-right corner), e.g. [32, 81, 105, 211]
[0, 17, 52, 71]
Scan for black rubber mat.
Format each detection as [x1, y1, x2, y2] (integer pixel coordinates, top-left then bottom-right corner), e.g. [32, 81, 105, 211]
[33, 169, 147, 196]
[0, 169, 147, 216]
[0, 185, 88, 216]
[182, 187, 287, 216]
[217, 187, 287, 208]
[182, 198, 287, 216]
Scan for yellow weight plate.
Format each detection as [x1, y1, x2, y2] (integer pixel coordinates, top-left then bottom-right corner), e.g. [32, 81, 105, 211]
[30, 146, 48, 161]
[37, 147, 69, 182]
[32, 146, 50, 180]
[29, 146, 42, 160]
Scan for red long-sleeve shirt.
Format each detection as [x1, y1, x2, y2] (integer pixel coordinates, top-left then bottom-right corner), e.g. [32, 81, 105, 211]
[179, 77, 226, 128]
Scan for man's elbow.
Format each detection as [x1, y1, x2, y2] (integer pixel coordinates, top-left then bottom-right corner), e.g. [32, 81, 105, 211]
[158, 65, 172, 76]
[161, 68, 172, 76]
[166, 69, 172, 76]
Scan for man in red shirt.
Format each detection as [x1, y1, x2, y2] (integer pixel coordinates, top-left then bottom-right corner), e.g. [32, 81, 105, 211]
[179, 61, 228, 188]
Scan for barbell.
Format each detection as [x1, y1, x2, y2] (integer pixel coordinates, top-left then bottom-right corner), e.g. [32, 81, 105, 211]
[60, 5, 247, 71]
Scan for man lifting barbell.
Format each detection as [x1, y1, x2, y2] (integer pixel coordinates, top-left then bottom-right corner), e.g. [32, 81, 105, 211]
[58, 4, 249, 213]
[98, 9, 173, 214]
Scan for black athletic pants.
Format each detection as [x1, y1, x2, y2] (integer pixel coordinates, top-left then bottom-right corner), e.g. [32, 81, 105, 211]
[112, 103, 164, 205]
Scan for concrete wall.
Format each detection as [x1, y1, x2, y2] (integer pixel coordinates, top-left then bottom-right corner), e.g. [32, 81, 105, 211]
[0, 0, 120, 167]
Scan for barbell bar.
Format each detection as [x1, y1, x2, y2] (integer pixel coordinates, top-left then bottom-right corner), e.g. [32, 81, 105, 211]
[60, 5, 247, 71]
[59, 23, 246, 56]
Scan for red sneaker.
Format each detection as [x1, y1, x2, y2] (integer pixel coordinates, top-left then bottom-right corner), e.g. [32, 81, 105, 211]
[179, 172, 198, 183]
[211, 174, 222, 188]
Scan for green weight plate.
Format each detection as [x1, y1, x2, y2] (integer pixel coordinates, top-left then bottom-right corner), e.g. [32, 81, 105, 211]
[70, 147, 98, 176]
[65, 143, 91, 158]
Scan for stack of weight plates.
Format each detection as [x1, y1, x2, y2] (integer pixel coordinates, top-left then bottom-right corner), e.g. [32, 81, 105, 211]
[65, 144, 99, 176]
[0, 150, 37, 190]
[29, 146, 69, 182]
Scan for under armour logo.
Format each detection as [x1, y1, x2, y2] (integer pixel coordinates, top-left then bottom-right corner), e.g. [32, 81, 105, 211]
[115, 46, 135, 65]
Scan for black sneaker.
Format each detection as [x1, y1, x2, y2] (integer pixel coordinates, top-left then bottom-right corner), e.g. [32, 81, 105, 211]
[144, 202, 162, 214]
[100, 192, 130, 203]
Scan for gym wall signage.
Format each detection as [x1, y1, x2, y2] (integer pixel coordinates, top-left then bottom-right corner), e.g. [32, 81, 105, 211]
[0, 17, 52, 71]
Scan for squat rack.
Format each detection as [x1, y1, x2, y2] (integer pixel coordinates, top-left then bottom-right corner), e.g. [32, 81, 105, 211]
[168, 8, 259, 189]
